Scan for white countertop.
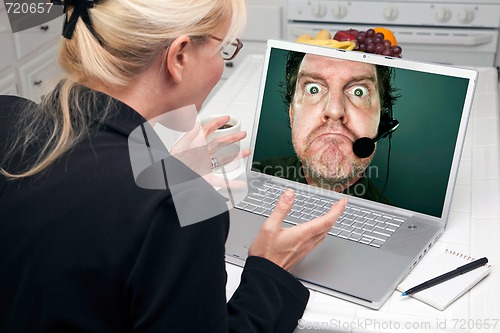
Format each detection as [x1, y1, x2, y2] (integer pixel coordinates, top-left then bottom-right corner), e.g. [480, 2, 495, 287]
[202, 55, 500, 333]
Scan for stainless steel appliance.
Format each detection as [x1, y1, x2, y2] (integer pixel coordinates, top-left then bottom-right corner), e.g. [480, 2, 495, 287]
[287, 0, 500, 67]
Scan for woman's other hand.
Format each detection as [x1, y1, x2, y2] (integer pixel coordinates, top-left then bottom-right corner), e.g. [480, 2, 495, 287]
[248, 189, 348, 271]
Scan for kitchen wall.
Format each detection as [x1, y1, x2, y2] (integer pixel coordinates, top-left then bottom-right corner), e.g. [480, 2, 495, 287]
[207, 0, 291, 101]
[213, 0, 287, 86]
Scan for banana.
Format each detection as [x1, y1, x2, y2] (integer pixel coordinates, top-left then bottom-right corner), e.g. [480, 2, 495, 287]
[295, 33, 313, 43]
[296, 38, 357, 50]
[315, 29, 331, 40]
[345, 41, 357, 51]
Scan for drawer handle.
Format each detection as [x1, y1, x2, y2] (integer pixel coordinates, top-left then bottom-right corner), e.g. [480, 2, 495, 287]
[40, 25, 49, 32]
[34, 80, 43, 86]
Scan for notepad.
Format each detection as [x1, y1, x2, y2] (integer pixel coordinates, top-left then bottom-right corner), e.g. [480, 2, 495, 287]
[397, 249, 490, 311]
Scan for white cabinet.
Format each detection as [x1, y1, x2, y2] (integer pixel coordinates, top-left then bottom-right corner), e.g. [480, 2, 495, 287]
[2, 0, 288, 102]
[0, 72, 17, 95]
[1, 12, 63, 102]
[13, 16, 64, 60]
[19, 45, 61, 102]
[0, 6, 17, 95]
[0, 10, 14, 72]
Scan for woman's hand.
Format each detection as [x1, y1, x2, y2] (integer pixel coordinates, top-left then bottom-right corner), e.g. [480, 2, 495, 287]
[202, 115, 251, 170]
[248, 189, 348, 271]
[169, 115, 250, 187]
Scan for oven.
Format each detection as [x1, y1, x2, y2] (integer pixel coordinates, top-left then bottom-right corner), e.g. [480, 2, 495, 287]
[286, 0, 500, 67]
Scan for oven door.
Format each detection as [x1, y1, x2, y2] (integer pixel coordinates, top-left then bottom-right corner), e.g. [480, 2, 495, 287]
[288, 22, 499, 66]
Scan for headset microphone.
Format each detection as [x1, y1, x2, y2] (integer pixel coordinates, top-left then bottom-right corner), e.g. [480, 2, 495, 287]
[353, 117, 400, 158]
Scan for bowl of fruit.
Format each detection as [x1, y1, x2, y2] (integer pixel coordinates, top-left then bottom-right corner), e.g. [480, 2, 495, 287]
[296, 27, 402, 57]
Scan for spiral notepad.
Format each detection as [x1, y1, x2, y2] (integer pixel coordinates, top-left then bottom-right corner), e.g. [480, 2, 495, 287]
[397, 249, 490, 310]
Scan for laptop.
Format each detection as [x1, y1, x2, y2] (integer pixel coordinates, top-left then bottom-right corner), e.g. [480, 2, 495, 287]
[224, 39, 477, 309]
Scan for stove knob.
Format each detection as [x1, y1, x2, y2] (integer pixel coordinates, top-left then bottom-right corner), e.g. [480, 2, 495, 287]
[436, 8, 452, 23]
[332, 4, 347, 19]
[458, 8, 475, 24]
[383, 6, 399, 22]
[311, 3, 327, 18]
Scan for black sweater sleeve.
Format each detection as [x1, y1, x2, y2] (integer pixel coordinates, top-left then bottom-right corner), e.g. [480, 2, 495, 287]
[228, 256, 310, 333]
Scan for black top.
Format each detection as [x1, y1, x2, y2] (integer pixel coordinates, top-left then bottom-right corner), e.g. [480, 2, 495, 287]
[0, 93, 309, 333]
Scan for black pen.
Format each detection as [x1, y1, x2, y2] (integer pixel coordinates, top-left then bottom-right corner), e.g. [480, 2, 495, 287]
[402, 257, 488, 296]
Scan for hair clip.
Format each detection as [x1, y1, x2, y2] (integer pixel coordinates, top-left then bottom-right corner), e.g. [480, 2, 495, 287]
[52, 0, 96, 10]
[51, 0, 101, 44]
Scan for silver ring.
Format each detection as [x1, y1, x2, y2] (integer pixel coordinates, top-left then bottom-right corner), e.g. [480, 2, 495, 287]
[211, 157, 219, 169]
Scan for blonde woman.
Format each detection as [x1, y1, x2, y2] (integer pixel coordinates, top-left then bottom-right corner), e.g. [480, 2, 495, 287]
[0, 0, 346, 332]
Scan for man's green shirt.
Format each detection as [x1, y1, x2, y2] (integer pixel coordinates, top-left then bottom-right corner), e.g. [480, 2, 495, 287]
[252, 156, 391, 204]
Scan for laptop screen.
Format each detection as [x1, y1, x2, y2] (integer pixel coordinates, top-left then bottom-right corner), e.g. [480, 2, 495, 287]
[250, 42, 475, 219]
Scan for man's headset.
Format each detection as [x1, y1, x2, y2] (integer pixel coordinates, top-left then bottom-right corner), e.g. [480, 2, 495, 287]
[352, 107, 399, 159]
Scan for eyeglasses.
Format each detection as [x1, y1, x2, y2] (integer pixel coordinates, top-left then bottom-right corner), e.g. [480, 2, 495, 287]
[209, 36, 243, 61]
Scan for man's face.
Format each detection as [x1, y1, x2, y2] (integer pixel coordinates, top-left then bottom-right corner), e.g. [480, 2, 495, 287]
[289, 54, 381, 190]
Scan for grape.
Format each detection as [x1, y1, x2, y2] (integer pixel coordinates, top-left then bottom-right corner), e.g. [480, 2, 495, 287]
[351, 28, 403, 57]
[391, 45, 402, 55]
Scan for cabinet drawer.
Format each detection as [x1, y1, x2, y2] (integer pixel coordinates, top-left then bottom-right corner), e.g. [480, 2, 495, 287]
[19, 45, 62, 102]
[0, 10, 14, 72]
[0, 72, 17, 95]
[13, 15, 63, 60]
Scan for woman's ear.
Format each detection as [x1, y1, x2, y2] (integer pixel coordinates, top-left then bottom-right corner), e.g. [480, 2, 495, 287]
[165, 35, 191, 84]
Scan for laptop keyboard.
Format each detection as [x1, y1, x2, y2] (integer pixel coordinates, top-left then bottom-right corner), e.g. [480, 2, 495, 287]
[235, 182, 406, 248]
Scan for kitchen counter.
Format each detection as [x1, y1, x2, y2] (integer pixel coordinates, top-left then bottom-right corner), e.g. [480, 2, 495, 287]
[202, 55, 500, 332]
